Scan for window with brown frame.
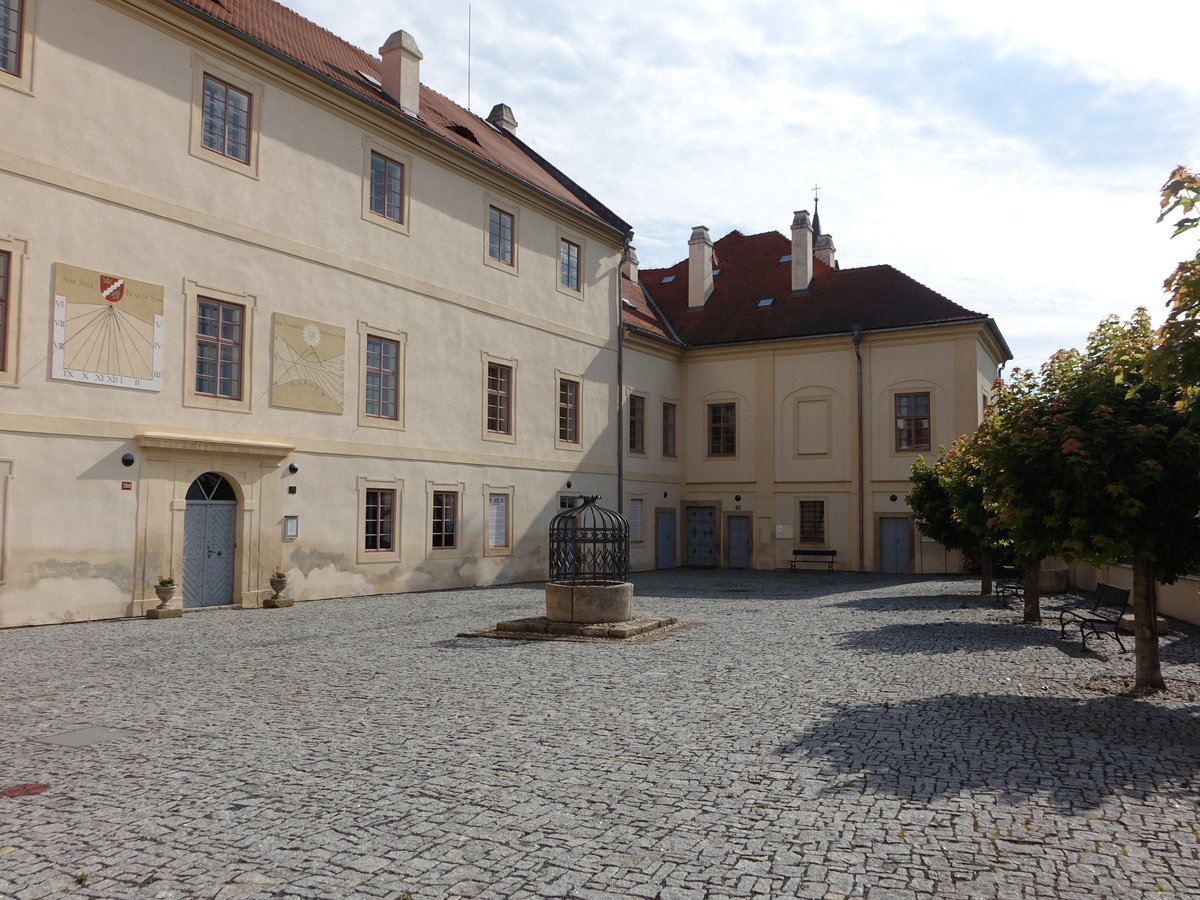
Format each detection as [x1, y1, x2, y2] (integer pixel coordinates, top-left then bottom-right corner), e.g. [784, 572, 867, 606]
[799, 500, 825, 544]
[0, 0, 22, 76]
[628, 394, 645, 453]
[558, 377, 579, 444]
[432, 490, 458, 549]
[487, 362, 512, 434]
[195, 297, 243, 399]
[488, 206, 514, 265]
[364, 335, 399, 420]
[201, 73, 252, 164]
[369, 151, 404, 223]
[0, 250, 8, 371]
[662, 401, 677, 458]
[364, 489, 395, 552]
[559, 239, 580, 291]
[708, 402, 736, 456]
[895, 392, 931, 452]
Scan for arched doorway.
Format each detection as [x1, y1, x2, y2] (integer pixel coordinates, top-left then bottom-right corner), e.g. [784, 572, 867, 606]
[183, 472, 238, 608]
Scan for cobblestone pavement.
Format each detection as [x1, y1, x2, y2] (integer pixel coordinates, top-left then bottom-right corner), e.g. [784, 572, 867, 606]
[3, 570, 1200, 900]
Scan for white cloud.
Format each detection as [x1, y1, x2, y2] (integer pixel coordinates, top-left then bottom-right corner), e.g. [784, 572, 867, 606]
[281, 0, 1199, 372]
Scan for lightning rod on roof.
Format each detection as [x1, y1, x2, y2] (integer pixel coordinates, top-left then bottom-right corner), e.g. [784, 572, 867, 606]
[467, 4, 472, 112]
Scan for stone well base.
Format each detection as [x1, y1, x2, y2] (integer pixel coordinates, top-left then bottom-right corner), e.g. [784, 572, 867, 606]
[545, 581, 633, 623]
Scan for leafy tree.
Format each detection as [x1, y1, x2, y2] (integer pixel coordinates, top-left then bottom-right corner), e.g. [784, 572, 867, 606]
[908, 435, 1005, 595]
[1147, 165, 1200, 418]
[976, 312, 1200, 691]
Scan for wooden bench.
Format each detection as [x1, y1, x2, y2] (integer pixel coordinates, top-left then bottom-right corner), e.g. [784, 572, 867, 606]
[790, 548, 836, 571]
[1057, 582, 1131, 652]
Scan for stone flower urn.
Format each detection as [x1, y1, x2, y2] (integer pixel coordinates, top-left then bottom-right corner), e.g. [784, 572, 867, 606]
[269, 575, 288, 600]
[154, 583, 176, 609]
[264, 571, 293, 608]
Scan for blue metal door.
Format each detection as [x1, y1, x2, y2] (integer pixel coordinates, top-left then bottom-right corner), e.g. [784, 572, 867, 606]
[656, 511, 676, 569]
[728, 515, 750, 568]
[880, 517, 910, 574]
[686, 506, 716, 567]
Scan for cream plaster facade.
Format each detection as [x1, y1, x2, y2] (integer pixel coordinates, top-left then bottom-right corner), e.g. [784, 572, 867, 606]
[0, 0, 627, 627]
[623, 322, 1007, 575]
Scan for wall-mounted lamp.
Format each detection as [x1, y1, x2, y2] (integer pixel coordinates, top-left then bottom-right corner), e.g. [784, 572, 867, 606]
[734, 494, 742, 502]
[890, 494, 898, 502]
[121, 453, 135, 467]
[565, 480, 572, 489]
[288, 462, 299, 474]
[663, 491, 668, 498]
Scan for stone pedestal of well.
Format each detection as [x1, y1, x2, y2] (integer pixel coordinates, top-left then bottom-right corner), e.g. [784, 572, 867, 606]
[545, 581, 634, 623]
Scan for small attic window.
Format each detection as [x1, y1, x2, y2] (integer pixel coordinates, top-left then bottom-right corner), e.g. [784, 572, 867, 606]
[356, 70, 383, 90]
[778, 254, 791, 264]
[713, 268, 722, 277]
[661, 275, 676, 284]
[756, 298, 774, 308]
[448, 124, 482, 145]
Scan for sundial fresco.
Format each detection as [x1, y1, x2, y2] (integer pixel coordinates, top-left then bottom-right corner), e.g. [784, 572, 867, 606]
[270, 313, 345, 413]
[52, 263, 164, 391]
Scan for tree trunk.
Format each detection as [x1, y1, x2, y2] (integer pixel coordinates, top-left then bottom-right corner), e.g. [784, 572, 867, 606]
[1132, 555, 1166, 693]
[1022, 562, 1041, 623]
[980, 550, 993, 596]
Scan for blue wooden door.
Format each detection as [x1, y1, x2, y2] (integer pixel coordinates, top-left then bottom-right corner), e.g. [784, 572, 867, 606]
[880, 517, 910, 574]
[728, 515, 750, 568]
[656, 511, 676, 569]
[686, 506, 716, 567]
[182, 473, 237, 608]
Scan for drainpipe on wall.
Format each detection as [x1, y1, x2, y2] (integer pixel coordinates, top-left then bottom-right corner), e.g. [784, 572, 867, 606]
[616, 240, 629, 515]
[853, 325, 865, 573]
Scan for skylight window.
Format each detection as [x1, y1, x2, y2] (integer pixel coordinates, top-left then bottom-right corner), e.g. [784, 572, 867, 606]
[778, 255, 791, 264]
[356, 70, 383, 90]
[756, 298, 774, 308]
[621, 298, 637, 310]
[713, 268, 722, 277]
[661, 275, 676, 284]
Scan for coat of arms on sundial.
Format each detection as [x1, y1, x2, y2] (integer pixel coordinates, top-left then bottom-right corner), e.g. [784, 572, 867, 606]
[52, 263, 164, 391]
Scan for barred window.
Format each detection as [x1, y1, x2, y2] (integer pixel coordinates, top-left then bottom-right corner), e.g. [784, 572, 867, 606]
[799, 500, 825, 544]
[364, 489, 395, 552]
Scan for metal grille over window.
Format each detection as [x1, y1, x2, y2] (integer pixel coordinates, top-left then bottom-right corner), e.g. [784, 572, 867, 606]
[548, 495, 629, 584]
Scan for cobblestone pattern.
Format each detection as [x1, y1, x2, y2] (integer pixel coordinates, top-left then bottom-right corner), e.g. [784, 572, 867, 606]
[2, 571, 1199, 899]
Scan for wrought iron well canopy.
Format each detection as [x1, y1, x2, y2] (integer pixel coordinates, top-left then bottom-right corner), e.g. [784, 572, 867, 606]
[548, 495, 630, 584]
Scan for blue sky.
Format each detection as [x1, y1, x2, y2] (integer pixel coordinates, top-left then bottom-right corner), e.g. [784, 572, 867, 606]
[284, 0, 1200, 371]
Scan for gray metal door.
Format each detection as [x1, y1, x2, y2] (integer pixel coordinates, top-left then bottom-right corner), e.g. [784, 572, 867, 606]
[656, 511, 676, 569]
[686, 506, 716, 567]
[183, 473, 237, 608]
[728, 515, 750, 569]
[880, 517, 910, 574]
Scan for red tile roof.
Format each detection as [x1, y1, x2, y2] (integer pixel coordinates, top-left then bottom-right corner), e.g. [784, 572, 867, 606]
[621, 274, 679, 345]
[631, 229, 1001, 349]
[169, 0, 629, 234]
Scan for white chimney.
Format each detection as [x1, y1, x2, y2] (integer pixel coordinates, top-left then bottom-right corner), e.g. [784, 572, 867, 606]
[487, 103, 518, 134]
[791, 210, 813, 291]
[815, 232, 836, 268]
[688, 226, 713, 310]
[621, 245, 639, 283]
[379, 30, 423, 117]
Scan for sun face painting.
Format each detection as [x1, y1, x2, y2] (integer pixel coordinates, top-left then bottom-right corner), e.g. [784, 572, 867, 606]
[270, 313, 345, 414]
[52, 263, 164, 391]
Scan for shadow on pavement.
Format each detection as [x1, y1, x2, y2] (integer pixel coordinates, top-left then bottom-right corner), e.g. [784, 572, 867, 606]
[835, 620, 1089, 657]
[834, 593, 996, 611]
[781, 692, 1200, 810]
